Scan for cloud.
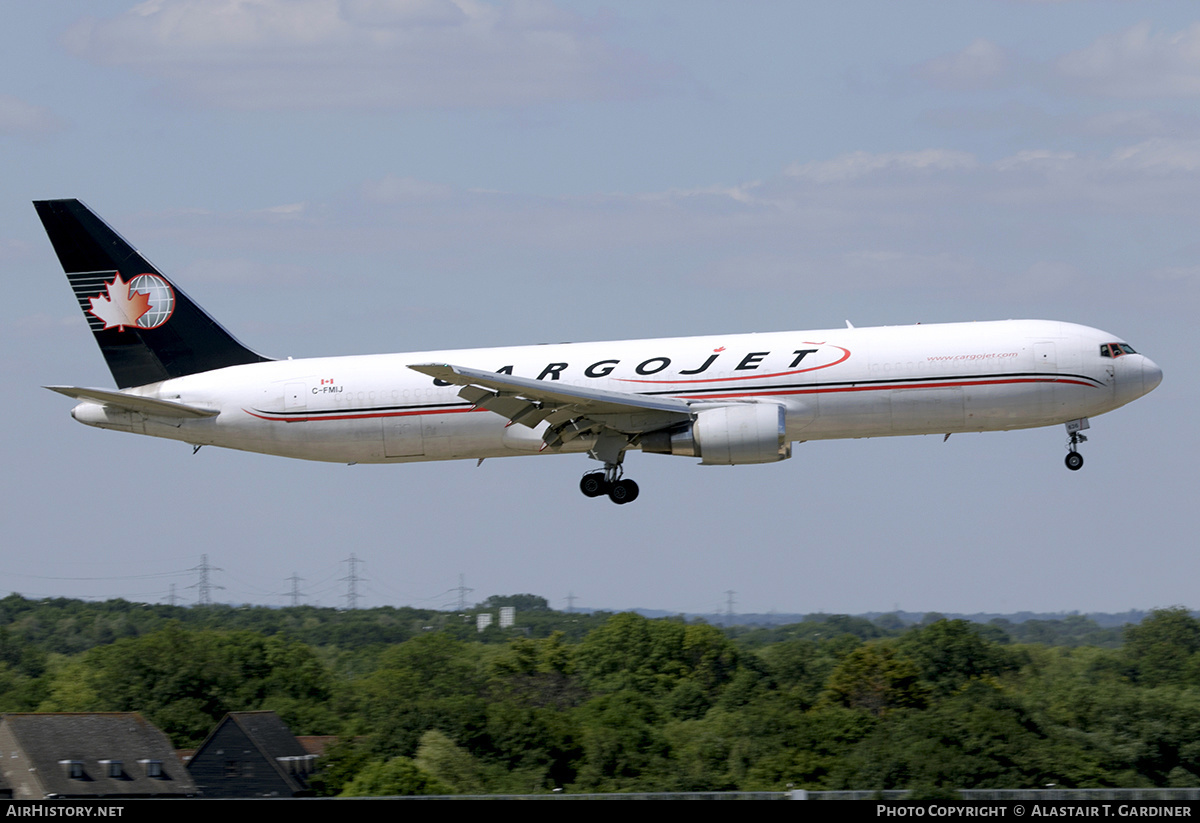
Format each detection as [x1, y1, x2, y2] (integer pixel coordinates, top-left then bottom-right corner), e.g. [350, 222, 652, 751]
[1108, 137, 1200, 174]
[1057, 21, 1200, 97]
[341, 0, 467, 27]
[915, 39, 1010, 92]
[62, 0, 671, 110]
[119, 139, 1200, 318]
[257, 201, 309, 216]
[362, 175, 455, 204]
[171, 141, 1200, 261]
[981, 142, 1200, 218]
[992, 149, 1077, 173]
[784, 150, 978, 183]
[0, 94, 64, 137]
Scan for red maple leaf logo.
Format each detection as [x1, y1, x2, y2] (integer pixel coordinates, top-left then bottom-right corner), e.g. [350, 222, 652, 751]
[88, 274, 151, 331]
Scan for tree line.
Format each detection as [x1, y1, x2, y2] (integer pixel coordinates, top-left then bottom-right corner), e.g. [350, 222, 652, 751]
[1, 593, 1198, 795]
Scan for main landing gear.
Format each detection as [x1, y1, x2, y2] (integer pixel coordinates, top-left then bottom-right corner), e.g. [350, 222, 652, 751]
[581, 433, 640, 504]
[1064, 418, 1089, 472]
[580, 465, 640, 505]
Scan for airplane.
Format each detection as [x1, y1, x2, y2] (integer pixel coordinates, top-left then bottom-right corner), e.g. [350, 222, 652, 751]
[35, 199, 1162, 505]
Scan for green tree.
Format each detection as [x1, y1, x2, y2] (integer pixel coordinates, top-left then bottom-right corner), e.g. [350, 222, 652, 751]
[307, 737, 372, 797]
[478, 594, 550, 612]
[339, 756, 449, 796]
[42, 623, 335, 745]
[898, 619, 1012, 695]
[757, 638, 841, 709]
[822, 645, 927, 716]
[1124, 608, 1200, 687]
[572, 690, 668, 791]
[574, 613, 739, 697]
[413, 730, 491, 794]
[355, 632, 489, 756]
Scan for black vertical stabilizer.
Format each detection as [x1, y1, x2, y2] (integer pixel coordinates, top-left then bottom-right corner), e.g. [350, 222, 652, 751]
[34, 199, 272, 389]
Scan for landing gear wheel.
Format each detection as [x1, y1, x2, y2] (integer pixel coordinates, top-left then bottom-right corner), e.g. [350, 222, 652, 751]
[608, 479, 639, 505]
[580, 472, 608, 498]
[1063, 423, 1089, 472]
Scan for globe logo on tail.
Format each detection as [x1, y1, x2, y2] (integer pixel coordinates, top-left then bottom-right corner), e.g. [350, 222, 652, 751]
[88, 273, 175, 331]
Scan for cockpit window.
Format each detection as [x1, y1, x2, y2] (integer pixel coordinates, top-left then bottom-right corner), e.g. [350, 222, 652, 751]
[1100, 343, 1137, 358]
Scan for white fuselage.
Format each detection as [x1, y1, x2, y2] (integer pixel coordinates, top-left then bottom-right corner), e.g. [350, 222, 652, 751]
[72, 319, 1161, 464]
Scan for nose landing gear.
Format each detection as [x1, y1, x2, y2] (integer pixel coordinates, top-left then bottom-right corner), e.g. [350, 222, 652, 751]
[1065, 449, 1084, 471]
[1064, 418, 1089, 471]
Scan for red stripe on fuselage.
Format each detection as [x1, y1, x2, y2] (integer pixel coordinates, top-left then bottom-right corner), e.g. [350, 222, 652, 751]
[241, 375, 1095, 423]
[243, 406, 482, 423]
[681, 376, 1097, 402]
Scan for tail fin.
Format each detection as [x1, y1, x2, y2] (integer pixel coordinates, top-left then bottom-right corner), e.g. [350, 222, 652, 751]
[34, 199, 271, 389]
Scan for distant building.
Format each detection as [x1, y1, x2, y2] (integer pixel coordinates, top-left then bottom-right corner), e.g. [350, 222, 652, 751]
[0, 713, 196, 799]
[187, 711, 315, 797]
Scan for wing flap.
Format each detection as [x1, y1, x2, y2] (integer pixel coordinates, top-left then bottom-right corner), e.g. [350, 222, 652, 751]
[410, 363, 692, 416]
[409, 362, 692, 451]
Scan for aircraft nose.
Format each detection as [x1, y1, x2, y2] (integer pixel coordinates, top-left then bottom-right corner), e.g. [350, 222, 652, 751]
[1143, 356, 1163, 394]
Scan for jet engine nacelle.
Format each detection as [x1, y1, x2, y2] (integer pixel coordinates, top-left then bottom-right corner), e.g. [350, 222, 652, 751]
[641, 403, 791, 465]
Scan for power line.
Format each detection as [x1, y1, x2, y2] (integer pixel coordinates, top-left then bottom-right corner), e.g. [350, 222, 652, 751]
[455, 573, 474, 612]
[341, 554, 364, 610]
[287, 573, 305, 608]
[187, 554, 224, 606]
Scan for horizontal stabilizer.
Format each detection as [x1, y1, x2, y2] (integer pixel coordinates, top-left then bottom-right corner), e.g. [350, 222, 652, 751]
[34, 199, 271, 389]
[44, 386, 220, 419]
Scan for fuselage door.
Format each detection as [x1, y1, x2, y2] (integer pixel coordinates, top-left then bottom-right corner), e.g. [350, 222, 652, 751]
[385, 416, 425, 457]
[1033, 342, 1056, 374]
[284, 382, 307, 412]
[1032, 342, 1061, 416]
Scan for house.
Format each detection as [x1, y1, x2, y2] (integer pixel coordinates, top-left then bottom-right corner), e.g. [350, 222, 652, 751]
[0, 713, 196, 799]
[186, 711, 316, 797]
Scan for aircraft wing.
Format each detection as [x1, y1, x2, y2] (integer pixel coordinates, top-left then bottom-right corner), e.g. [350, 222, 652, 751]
[44, 386, 220, 419]
[408, 362, 692, 450]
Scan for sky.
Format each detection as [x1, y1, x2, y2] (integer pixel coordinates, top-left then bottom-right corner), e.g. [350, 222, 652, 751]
[2, 0, 1195, 617]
